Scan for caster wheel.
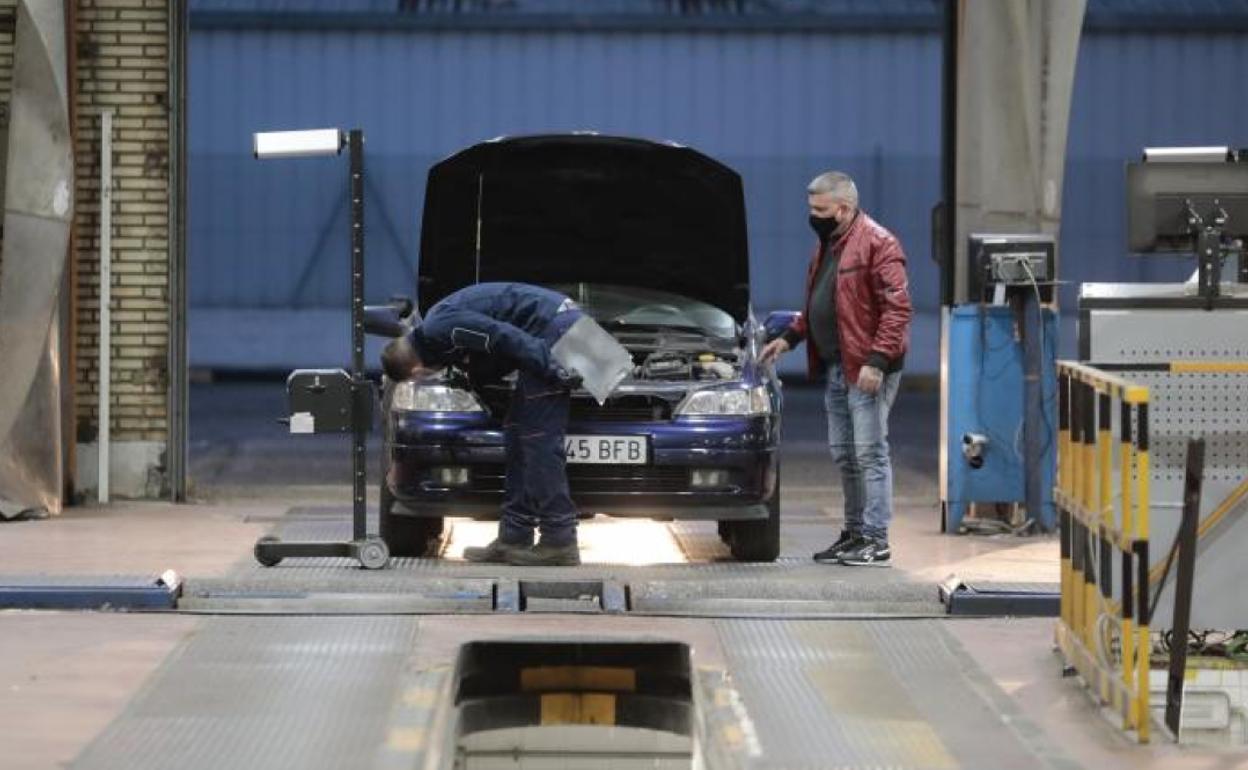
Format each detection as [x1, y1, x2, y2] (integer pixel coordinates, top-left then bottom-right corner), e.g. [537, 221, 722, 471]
[358, 538, 390, 570]
[254, 535, 283, 568]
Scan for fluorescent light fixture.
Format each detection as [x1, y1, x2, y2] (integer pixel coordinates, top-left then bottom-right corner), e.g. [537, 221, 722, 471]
[253, 128, 343, 159]
[1143, 146, 1231, 164]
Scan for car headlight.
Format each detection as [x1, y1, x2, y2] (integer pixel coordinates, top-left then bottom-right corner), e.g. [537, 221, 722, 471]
[391, 382, 483, 413]
[676, 385, 771, 417]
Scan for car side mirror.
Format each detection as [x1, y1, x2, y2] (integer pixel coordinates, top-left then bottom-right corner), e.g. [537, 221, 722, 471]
[762, 310, 801, 342]
[364, 297, 414, 338]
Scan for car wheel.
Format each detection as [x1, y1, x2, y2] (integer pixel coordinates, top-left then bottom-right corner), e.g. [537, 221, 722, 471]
[378, 460, 444, 557]
[726, 472, 781, 563]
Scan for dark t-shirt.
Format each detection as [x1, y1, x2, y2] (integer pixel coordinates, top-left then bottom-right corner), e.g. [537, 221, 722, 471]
[807, 240, 840, 363]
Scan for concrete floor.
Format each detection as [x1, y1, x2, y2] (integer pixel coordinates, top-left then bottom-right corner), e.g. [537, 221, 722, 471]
[0, 382, 1243, 768]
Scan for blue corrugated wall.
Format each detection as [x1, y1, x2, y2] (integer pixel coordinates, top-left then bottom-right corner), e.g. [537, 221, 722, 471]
[188, 26, 1248, 368]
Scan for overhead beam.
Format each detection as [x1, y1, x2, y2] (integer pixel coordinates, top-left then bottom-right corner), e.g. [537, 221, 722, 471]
[189, 9, 1248, 34]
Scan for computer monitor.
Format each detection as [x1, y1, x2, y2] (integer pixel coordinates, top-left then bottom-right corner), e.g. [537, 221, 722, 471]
[967, 233, 1056, 303]
[1126, 158, 1248, 253]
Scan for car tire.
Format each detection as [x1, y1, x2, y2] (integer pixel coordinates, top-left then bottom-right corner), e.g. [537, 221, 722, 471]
[725, 471, 781, 562]
[379, 464, 444, 558]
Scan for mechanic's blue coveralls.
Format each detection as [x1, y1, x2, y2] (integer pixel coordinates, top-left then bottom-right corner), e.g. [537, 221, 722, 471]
[408, 283, 582, 547]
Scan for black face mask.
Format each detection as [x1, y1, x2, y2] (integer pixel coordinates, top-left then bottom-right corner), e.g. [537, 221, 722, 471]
[808, 214, 839, 240]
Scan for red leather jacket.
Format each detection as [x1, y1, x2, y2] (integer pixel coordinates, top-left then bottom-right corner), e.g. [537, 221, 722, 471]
[781, 211, 913, 384]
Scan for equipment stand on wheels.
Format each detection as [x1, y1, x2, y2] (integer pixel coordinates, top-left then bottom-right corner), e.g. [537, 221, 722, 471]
[252, 128, 390, 570]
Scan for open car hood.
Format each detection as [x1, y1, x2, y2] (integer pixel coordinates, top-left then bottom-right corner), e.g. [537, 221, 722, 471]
[417, 134, 750, 322]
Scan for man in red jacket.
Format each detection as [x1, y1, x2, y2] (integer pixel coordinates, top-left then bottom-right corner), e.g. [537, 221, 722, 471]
[761, 171, 912, 567]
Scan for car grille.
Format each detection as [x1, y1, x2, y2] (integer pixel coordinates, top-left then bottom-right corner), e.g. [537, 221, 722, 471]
[466, 464, 692, 494]
[570, 395, 673, 423]
[568, 465, 690, 493]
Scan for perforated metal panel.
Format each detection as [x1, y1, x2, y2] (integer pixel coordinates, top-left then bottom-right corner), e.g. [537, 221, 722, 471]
[1130, 371, 1248, 485]
[1082, 301, 1248, 628]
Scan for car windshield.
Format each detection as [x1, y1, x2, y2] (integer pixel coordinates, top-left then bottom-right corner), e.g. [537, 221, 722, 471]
[547, 283, 737, 340]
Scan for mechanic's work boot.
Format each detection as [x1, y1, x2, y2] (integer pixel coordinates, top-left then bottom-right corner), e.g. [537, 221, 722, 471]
[813, 530, 862, 564]
[505, 541, 582, 567]
[838, 538, 891, 567]
[463, 539, 529, 564]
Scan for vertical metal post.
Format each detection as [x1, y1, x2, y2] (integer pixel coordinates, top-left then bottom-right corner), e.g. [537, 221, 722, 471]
[1021, 287, 1048, 529]
[1135, 401, 1152, 743]
[98, 109, 114, 504]
[1165, 438, 1205, 737]
[1119, 397, 1136, 729]
[1059, 507, 1071, 627]
[938, 0, 957, 306]
[1082, 382, 1097, 645]
[349, 129, 366, 542]
[1070, 378, 1085, 637]
[1058, 372, 1070, 493]
[167, 0, 189, 501]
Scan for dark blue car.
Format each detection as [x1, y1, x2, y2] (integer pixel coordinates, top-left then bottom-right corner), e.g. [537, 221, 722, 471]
[371, 135, 794, 561]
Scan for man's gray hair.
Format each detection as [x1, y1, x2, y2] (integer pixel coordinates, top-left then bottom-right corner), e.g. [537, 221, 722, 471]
[807, 171, 859, 209]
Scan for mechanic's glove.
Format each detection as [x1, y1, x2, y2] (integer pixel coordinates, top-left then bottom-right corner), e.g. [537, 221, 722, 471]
[857, 365, 884, 395]
[549, 364, 583, 390]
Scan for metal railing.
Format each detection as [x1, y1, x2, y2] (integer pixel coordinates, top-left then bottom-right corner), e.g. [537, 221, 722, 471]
[1055, 361, 1151, 742]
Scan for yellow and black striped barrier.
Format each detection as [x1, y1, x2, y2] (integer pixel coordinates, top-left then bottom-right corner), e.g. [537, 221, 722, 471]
[1055, 361, 1151, 742]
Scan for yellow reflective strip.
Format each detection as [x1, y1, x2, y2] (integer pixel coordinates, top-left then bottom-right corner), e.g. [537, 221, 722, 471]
[521, 666, 636, 693]
[1170, 361, 1248, 374]
[1136, 452, 1150, 541]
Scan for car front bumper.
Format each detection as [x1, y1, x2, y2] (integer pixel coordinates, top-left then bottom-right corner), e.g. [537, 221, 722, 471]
[386, 413, 778, 521]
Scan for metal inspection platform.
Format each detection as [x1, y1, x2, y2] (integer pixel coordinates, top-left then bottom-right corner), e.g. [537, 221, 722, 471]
[67, 614, 1076, 770]
[45, 502, 1077, 770]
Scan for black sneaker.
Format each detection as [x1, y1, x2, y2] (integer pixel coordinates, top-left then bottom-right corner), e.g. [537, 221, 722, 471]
[813, 530, 863, 564]
[839, 538, 891, 567]
[463, 539, 529, 564]
[506, 541, 582, 567]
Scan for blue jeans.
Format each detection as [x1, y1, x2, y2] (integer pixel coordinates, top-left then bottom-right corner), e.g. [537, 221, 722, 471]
[499, 310, 581, 547]
[824, 361, 901, 541]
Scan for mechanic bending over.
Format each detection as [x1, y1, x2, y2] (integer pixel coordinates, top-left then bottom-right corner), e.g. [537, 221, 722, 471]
[381, 282, 589, 567]
[762, 171, 912, 568]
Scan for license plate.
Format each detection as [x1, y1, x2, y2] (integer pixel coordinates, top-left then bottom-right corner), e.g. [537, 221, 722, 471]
[564, 435, 647, 464]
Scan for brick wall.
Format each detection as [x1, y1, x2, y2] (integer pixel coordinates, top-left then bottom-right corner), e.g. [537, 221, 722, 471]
[73, 0, 171, 455]
[0, 0, 172, 497]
